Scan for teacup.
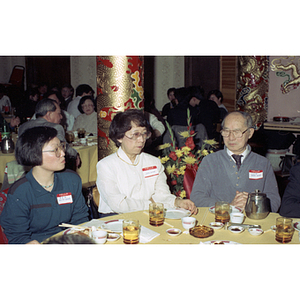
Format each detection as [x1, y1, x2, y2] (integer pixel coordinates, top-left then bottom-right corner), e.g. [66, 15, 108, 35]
[91, 230, 107, 244]
[230, 212, 244, 224]
[181, 217, 196, 230]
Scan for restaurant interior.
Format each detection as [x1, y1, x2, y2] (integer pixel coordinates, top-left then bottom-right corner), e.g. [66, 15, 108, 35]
[1, 55, 300, 195]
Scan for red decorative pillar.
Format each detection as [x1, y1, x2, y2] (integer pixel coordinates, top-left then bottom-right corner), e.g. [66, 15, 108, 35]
[96, 56, 144, 160]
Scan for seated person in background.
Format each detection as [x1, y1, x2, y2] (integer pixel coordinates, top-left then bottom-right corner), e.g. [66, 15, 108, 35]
[0, 84, 12, 114]
[67, 84, 94, 119]
[190, 111, 281, 212]
[18, 98, 79, 170]
[207, 89, 228, 121]
[0, 112, 20, 132]
[0, 127, 89, 244]
[167, 86, 220, 139]
[61, 83, 74, 110]
[72, 95, 97, 136]
[96, 109, 198, 216]
[162, 87, 178, 118]
[16, 87, 39, 123]
[279, 162, 300, 218]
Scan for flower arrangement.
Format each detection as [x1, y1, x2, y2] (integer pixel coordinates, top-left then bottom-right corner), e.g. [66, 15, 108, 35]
[158, 109, 218, 199]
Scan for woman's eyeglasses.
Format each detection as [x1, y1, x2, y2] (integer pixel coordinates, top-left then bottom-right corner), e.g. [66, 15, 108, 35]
[124, 131, 151, 140]
[42, 142, 66, 157]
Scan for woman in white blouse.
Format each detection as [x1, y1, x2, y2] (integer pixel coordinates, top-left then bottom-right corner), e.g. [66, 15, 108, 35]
[96, 109, 198, 217]
[72, 96, 97, 136]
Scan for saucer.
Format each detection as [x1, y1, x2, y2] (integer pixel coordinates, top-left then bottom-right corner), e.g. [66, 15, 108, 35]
[228, 225, 244, 234]
[166, 228, 181, 236]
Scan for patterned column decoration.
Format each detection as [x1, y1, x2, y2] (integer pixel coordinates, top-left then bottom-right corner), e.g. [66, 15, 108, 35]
[96, 56, 144, 160]
[236, 56, 269, 129]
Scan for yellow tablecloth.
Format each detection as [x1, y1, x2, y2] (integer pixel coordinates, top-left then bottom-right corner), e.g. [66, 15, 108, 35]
[52, 207, 300, 245]
[74, 144, 97, 187]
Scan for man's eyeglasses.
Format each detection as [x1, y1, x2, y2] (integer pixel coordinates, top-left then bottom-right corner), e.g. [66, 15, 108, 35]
[42, 142, 66, 157]
[220, 128, 252, 138]
[124, 131, 151, 140]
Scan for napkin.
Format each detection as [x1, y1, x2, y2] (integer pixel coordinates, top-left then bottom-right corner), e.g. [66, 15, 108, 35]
[139, 226, 160, 243]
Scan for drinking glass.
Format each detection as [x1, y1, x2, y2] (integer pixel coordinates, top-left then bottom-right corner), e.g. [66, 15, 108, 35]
[149, 203, 164, 226]
[123, 219, 140, 244]
[77, 128, 86, 138]
[275, 217, 294, 244]
[215, 201, 231, 224]
[65, 131, 75, 143]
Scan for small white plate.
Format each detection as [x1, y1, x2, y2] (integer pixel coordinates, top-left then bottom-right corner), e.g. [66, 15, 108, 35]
[106, 233, 120, 242]
[209, 222, 224, 230]
[166, 228, 181, 236]
[293, 222, 300, 231]
[209, 205, 242, 214]
[63, 227, 91, 236]
[248, 228, 263, 236]
[203, 240, 240, 245]
[228, 225, 244, 234]
[101, 219, 123, 233]
[165, 208, 191, 219]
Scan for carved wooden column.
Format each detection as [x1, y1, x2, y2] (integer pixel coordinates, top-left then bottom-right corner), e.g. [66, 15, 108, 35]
[96, 56, 144, 160]
[236, 56, 269, 129]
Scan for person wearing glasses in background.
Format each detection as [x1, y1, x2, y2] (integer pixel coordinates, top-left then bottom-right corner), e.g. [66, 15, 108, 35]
[190, 111, 281, 212]
[0, 127, 89, 244]
[96, 109, 198, 217]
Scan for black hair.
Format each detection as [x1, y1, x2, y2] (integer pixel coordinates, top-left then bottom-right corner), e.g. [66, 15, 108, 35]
[75, 84, 94, 97]
[109, 109, 149, 147]
[16, 126, 58, 167]
[35, 98, 57, 118]
[77, 95, 95, 114]
[167, 87, 175, 97]
[207, 89, 224, 103]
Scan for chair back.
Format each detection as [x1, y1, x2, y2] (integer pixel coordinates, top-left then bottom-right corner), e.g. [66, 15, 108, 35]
[9, 65, 25, 87]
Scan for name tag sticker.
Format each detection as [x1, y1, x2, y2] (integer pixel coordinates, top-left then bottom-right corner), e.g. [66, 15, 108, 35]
[249, 170, 263, 180]
[142, 166, 159, 178]
[57, 192, 73, 205]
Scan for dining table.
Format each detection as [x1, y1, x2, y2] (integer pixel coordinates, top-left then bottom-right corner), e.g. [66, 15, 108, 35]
[48, 207, 300, 245]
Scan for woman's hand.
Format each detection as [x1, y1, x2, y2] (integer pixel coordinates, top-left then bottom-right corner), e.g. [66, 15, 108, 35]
[175, 198, 198, 215]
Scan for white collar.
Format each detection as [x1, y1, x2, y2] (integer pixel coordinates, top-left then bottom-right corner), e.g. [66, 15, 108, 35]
[226, 145, 250, 163]
[117, 147, 141, 166]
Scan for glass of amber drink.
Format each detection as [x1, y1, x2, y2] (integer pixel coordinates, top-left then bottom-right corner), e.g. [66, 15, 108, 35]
[123, 219, 140, 244]
[275, 217, 294, 244]
[149, 203, 164, 226]
[215, 201, 231, 224]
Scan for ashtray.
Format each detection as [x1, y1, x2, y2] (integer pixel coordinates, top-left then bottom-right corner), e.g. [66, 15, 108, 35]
[228, 225, 244, 234]
[248, 228, 263, 236]
[209, 222, 224, 230]
[189, 225, 214, 238]
[166, 228, 181, 236]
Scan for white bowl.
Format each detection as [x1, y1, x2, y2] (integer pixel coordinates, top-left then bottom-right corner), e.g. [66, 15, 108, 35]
[248, 228, 263, 236]
[166, 228, 181, 236]
[209, 222, 224, 230]
[228, 225, 244, 234]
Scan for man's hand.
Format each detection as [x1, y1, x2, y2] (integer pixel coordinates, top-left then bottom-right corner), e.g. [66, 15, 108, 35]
[230, 191, 248, 210]
[175, 198, 198, 215]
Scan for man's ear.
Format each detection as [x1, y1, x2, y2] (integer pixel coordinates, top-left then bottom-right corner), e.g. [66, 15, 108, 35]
[248, 127, 255, 139]
[44, 111, 52, 122]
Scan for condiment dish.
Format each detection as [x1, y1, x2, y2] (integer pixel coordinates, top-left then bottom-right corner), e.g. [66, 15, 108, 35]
[166, 228, 181, 236]
[106, 233, 120, 242]
[209, 222, 224, 230]
[228, 225, 244, 234]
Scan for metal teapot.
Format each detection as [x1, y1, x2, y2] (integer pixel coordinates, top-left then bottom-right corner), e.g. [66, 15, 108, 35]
[245, 189, 271, 220]
[1, 136, 15, 153]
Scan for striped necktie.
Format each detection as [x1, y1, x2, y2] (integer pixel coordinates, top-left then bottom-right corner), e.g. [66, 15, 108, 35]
[232, 154, 242, 170]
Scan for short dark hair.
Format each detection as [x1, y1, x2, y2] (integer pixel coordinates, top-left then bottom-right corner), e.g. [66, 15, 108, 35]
[75, 84, 94, 97]
[35, 98, 58, 118]
[15, 127, 58, 167]
[109, 109, 149, 147]
[77, 95, 95, 114]
[207, 89, 224, 103]
[167, 87, 175, 97]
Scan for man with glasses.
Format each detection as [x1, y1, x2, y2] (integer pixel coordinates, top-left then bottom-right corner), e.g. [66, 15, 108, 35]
[190, 111, 281, 212]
